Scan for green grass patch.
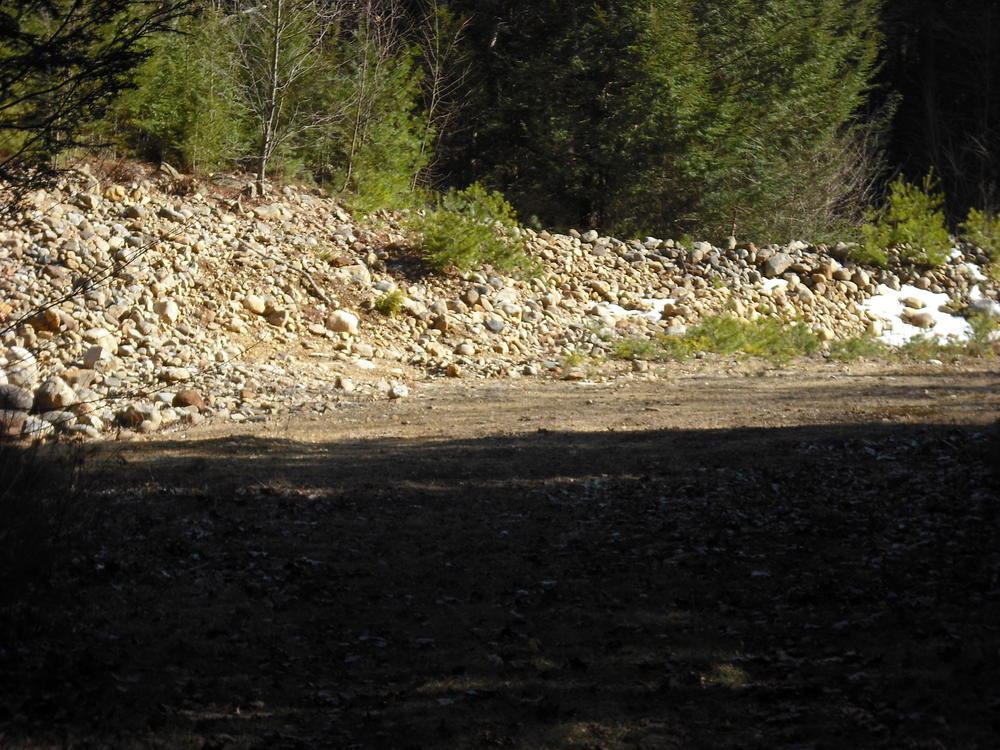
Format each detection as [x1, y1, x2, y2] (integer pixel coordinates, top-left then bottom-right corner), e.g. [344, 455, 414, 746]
[894, 313, 998, 360]
[828, 335, 888, 361]
[612, 315, 821, 365]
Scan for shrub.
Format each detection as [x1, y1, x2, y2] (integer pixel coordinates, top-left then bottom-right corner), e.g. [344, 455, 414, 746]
[109, 8, 250, 172]
[687, 315, 821, 364]
[374, 288, 406, 317]
[828, 335, 888, 361]
[896, 315, 998, 360]
[612, 334, 690, 362]
[964, 311, 1000, 358]
[412, 183, 536, 274]
[859, 172, 951, 266]
[612, 315, 821, 365]
[960, 208, 1000, 263]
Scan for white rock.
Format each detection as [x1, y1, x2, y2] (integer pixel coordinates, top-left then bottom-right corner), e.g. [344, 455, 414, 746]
[5, 346, 38, 388]
[326, 309, 359, 335]
[243, 295, 266, 315]
[155, 299, 180, 323]
[35, 377, 78, 411]
[159, 367, 192, 382]
[83, 345, 112, 369]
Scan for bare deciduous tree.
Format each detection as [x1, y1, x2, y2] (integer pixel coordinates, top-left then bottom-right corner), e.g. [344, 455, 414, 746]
[228, 0, 341, 196]
[412, 0, 470, 189]
[338, 0, 409, 192]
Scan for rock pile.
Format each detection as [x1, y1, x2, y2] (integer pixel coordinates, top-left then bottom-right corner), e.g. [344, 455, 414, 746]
[0, 163, 996, 438]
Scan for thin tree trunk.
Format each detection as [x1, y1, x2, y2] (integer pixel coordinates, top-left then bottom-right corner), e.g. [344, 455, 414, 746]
[257, 0, 284, 196]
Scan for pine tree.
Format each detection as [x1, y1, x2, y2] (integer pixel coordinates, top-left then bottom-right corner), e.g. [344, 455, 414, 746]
[439, 0, 882, 241]
[0, 0, 190, 211]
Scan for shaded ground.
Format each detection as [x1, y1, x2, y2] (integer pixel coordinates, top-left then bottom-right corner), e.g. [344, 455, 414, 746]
[2, 359, 999, 749]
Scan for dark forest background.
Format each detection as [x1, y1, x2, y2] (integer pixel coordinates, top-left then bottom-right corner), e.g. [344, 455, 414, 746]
[1, 0, 998, 243]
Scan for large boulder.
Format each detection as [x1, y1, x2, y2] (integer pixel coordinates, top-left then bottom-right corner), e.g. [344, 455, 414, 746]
[33, 376, 78, 412]
[0, 384, 34, 411]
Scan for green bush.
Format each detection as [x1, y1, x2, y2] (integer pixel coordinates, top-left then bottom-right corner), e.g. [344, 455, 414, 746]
[412, 183, 536, 274]
[960, 208, 1000, 263]
[374, 289, 406, 317]
[612, 314, 821, 365]
[828, 335, 888, 361]
[687, 315, 821, 364]
[612, 334, 690, 362]
[964, 311, 1000, 358]
[111, 9, 250, 171]
[895, 313, 998, 360]
[860, 172, 951, 266]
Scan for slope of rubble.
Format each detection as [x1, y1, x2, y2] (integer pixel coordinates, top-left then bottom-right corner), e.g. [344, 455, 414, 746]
[0, 162, 997, 439]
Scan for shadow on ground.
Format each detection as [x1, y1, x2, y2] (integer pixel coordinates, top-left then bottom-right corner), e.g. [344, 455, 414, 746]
[2, 419, 998, 749]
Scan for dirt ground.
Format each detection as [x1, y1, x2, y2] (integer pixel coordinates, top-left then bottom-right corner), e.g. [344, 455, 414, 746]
[2, 357, 999, 749]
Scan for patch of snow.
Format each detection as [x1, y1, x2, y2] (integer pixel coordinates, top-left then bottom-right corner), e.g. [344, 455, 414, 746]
[863, 284, 972, 346]
[761, 278, 788, 294]
[594, 297, 673, 323]
[964, 264, 987, 283]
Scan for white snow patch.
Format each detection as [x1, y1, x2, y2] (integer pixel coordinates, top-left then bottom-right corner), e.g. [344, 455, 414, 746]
[595, 298, 673, 323]
[761, 278, 789, 294]
[863, 284, 972, 346]
[964, 263, 987, 283]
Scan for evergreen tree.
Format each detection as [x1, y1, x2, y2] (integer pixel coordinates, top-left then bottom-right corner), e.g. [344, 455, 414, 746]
[0, 0, 190, 210]
[111, 7, 249, 172]
[440, 0, 882, 241]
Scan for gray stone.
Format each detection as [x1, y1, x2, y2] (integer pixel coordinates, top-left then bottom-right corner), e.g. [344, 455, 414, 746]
[74, 193, 99, 210]
[68, 424, 102, 439]
[155, 299, 180, 323]
[253, 204, 283, 220]
[122, 403, 162, 429]
[83, 345, 112, 369]
[353, 342, 375, 359]
[158, 206, 186, 222]
[388, 384, 409, 399]
[484, 318, 506, 334]
[172, 389, 206, 411]
[159, 367, 192, 382]
[333, 264, 372, 287]
[266, 308, 290, 327]
[22, 415, 54, 438]
[902, 309, 935, 328]
[762, 253, 794, 278]
[0, 384, 33, 411]
[40, 410, 76, 430]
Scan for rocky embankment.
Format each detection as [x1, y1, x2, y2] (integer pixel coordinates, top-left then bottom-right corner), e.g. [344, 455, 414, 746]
[0, 163, 997, 439]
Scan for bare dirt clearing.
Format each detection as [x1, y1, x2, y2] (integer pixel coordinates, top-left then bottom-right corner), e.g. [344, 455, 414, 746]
[2, 359, 999, 749]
